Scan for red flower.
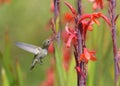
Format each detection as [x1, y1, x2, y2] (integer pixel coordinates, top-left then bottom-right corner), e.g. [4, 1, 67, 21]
[88, 0, 104, 10]
[63, 12, 74, 23]
[63, 46, 71, 71]
[82, 20, 93, 31]
[93, 0, 104, 10]
[78, 12, 111, 26]
[81, 20, 94, 40]
[64, 1, 77, 15]
[50, 0, 54, 12]
[0, 0, 10, 4]
[64, 24, 77, 48]
[79, 48, 96, 63]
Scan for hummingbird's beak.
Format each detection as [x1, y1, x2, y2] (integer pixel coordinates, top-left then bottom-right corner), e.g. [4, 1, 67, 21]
[50, 34, 60, 42]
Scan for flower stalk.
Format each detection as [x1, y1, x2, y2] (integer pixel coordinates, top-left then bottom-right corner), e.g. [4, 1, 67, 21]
[108, 0, 119, 85]
[76, 0, 87, 86]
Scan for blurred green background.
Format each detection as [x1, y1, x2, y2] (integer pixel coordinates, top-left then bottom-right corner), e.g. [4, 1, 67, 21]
[0, 0, 52, 86]
[0, 0, 120, 86]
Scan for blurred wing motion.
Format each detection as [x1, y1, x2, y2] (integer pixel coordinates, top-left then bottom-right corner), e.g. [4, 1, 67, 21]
[15, 42, 42, 54]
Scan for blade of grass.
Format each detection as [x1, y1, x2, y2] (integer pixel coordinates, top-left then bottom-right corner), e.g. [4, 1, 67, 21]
[87, 24, 98, 86]
[55, 44, 66, 86]
[67, 56, 77, 86]
[87, 62, 96, 86]
[2, 32, 15, 86]
[16, 60, 24, 86]
[1, 67, 9, 86]
[0, 51, 3, 60]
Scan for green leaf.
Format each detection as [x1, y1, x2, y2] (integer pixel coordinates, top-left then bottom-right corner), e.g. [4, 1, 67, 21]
[3, 32, 12, 66]
[2, 32, 15, 86]
[16, 60, 24, 86]
[67, 57, 77, 86]
[55, 44, 66, 86]
[87, 62, 96, 86]
[1, 67, 9, 86]
[0, 51, 3, 60]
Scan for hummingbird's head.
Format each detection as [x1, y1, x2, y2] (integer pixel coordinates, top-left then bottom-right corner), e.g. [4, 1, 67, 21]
[42, 39, 52, 49]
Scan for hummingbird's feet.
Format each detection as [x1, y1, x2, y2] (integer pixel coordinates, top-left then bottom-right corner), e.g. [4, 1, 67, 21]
[30, 59, 38, 70]
[38, 59, 43, 64]
[30, 65, 35, 70]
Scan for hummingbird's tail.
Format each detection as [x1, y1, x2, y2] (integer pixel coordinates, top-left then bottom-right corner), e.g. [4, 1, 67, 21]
[30, 56, 38, 70]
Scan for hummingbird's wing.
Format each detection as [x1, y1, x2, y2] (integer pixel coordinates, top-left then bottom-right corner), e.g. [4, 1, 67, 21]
[15, 42, 42, 54]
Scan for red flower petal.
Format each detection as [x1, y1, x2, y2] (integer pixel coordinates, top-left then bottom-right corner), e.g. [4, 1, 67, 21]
[92, 18, 100, 25]
[66, 35, 74, 48]
[64, 24, 77, 48]
[78, 12, 111, 26]
[84, 48, 91, 60]
[79, 48, 97, 63]
[92, 0, 104, 10]
[63, 47, 71, 71]
[100, 14, 111, 26]
[88, 0, 95, 2]
[90, 55, 97, 61]
[88, 26, 93, 31]
[63, 12, 74, 23]
[50, 0, 54, 12]
[64, 1, 77, 15]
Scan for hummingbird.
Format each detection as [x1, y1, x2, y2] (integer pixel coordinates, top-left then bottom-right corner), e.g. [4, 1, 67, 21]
[15, 39, 52, 70]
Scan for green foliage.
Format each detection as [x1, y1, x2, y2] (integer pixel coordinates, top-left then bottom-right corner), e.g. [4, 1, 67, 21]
[55, 44, 66, 86]
[16, 61, 24, 86]
[1, 68, 9, 86]
[0, 33, 24, 86]
[67, 57, 77, 86]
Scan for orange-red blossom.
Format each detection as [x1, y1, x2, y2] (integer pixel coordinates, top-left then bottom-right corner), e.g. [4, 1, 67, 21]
[79, 48, 97, 63]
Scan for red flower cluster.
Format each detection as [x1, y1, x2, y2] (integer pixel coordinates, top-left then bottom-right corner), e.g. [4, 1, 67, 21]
[63, 1, 111, 47]
[64, 24, 77, 48]
[79, 48, 96, 63]
[78, 12, 111, 26]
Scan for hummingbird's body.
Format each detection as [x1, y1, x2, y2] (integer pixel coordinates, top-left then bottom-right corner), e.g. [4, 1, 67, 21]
[30, 48, 48, 70]
[15, 39, 52, 70]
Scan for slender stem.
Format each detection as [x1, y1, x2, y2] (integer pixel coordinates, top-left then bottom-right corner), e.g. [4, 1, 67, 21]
[108, 0, 118, 85]
[54, 0, 59, 21]
[76, 0, 87, 86]
[54, 0, 60, 44]
[54, 0, 66, 86]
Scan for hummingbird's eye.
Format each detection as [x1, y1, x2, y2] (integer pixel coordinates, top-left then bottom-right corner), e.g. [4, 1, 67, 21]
[47, 40, 50, 43]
